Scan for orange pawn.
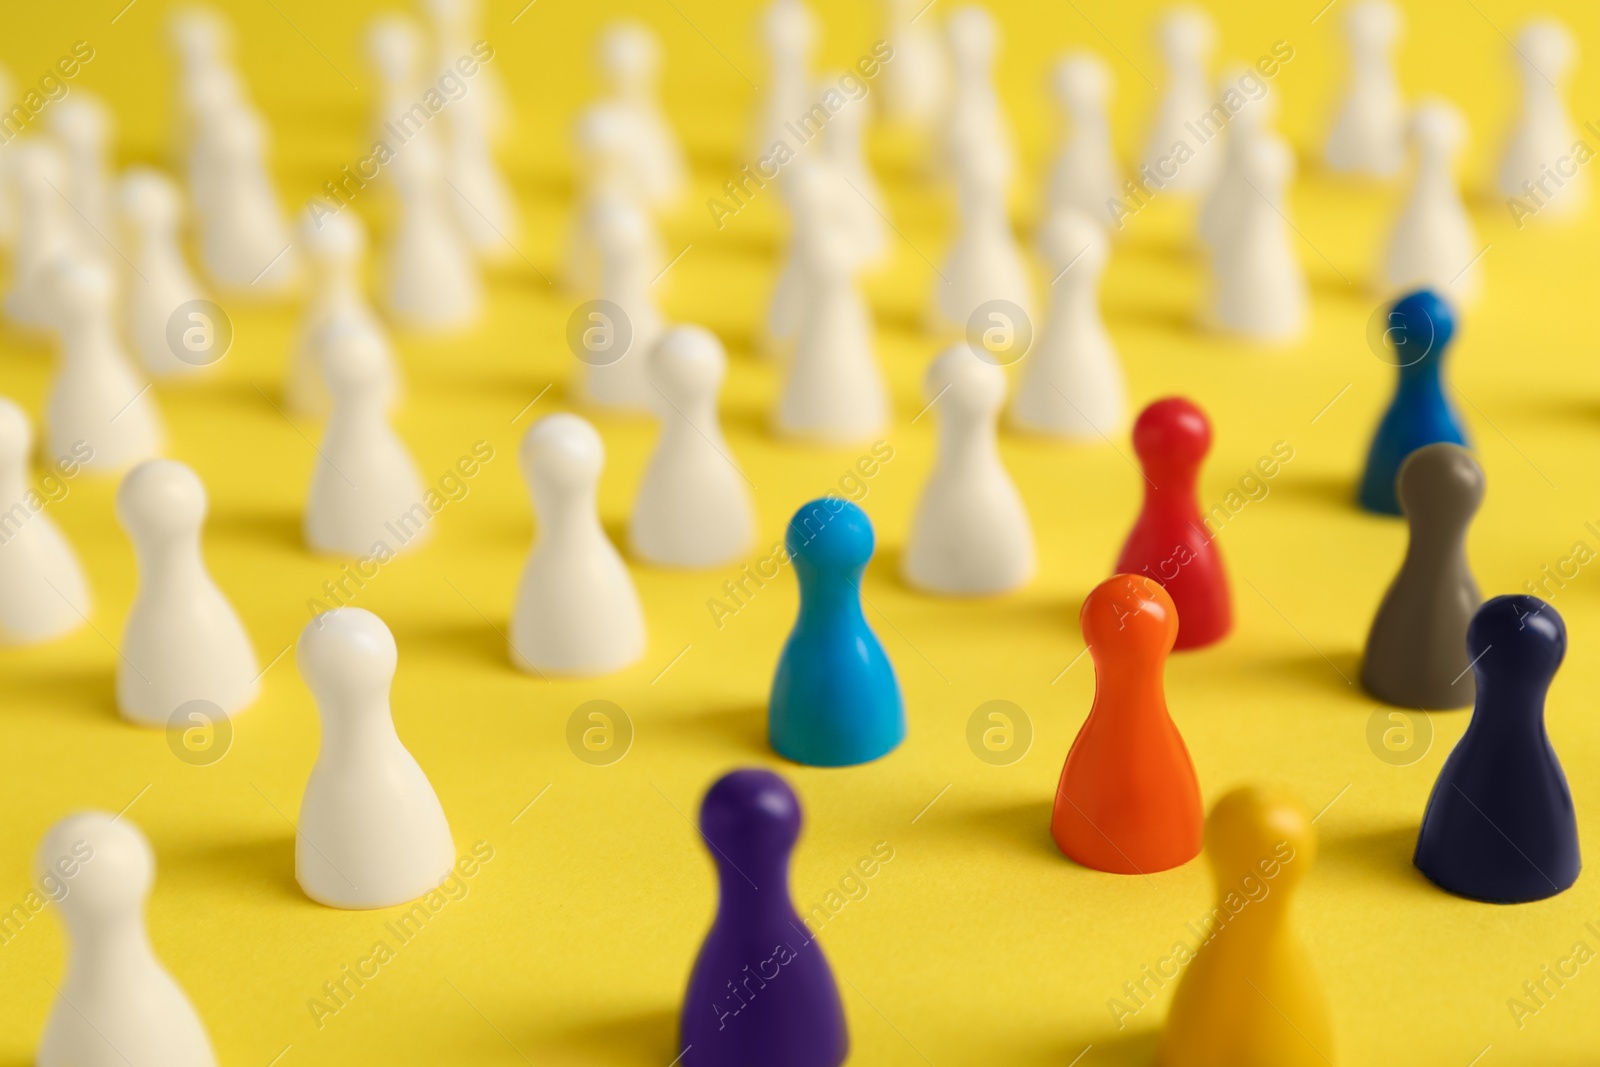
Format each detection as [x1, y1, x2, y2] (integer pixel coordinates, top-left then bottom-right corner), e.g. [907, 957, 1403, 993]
[1051, 575, 1202, 873]
[1157, 786, 1335, 1067]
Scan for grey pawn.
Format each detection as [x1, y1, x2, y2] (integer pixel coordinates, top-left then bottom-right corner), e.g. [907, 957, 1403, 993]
[1361, 443, 1482, 709]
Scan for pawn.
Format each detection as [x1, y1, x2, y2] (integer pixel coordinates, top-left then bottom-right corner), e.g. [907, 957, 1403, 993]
[1498, 19, 1584, 218]
[769, 498, 905, 766]
[6, 142, 79, 331]
[1045, 52, 1119, 227]
[1141, 7, 1220, 193]
[819, 75, 888, 265]
[751, 0, 817, 161]
[1414, 596, 1580, 903]
[1052, 576, 1202, 872]
[305, 320, 428, 557]
[598, 21, 687, 207]
[1380, 100, 1479, 302]
[580, 197, 665, 411]
[296, 608, 456, 909]
[445, 81, 521, 263]
[36, 813, 217, 1067]
[510, 414, 645, 675]
[1114, 398, 1231, 650]
[366, 15, 424, 145]
[421, 0, 511, 143]
[1362, 444, 1483, 709]
[115, 460, 258, 726]
[44, 258, 164, 474]
[48, 94, 114, 252]
[903, 345, 1034, 594]
[566, 103, 663, 296]
[287, 207, 394, 417]
[629, 327, 756, 568]
[942, 7, 1014, 183]
[118, 168, 210, 379]
[933, 147, 1032, 333]
[383, 135, 481, 332]
[0, 398, 90, 644]
[1357, 289, 1469, 516]
[1011, 208, 1123, 438]
[197, 107, 299, 295]
[1323, 1, 1405, 177]
[1198, 69, 1279, 250]
[1156, 787, 1334, 1067]
[679, 769, 848, 1067]
[878, 0, 948, 129]
[1206, 136, 1307, 341]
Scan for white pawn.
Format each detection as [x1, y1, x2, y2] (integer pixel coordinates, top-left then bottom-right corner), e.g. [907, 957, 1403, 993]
[1046, 52, 1120, 228]
[383, 135, 481, 331]
[752, 0, 817, 160]
[511, 414, 645, 676]
[6, 143, 79, 331]
[629, 327, 755, 568]
[445, 78, 520, 263]
[421, 0, 511, 142]
[288, 207, 394, 416]
[305, 321, 427, 557]
[878, 0, 948, 129]
[821, 76, 888, 264]
[366, 15, 424, 143]
[904, 345, 1034, 595]
[36, 813, 217, 1067]
[45, 258, 163, 474]
[296, 608, 455, 909]
[1499, 19, 1584, 218]
[182, 69, 247, 224]
[1208, 136, 1306, 340]
[48, 95, 114, 254]
[777, 164, 888, 442]
[934, 148, 1032, 332]
[1141, 7, 1220, 192]
[118, 168, 210, 379]
[1381, 100, 1479, 302]
[580, 199, 664, 411]
[1012, 210, 1123, 438]
[0, 398, 90, 644]
[1324, 1, 1405, 177]
[943, 6, 1014, 183]
[599, 22, 687, 207]
[115, 459, 258, 726]
[197, 107, 299, 295]
[567, 104, 661, 294]
[1198, 67, 1279, 249]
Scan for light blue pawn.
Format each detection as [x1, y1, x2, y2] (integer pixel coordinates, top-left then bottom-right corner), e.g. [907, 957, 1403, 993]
[1358, 289, 1471, 515]
[769, 498, 905, 767]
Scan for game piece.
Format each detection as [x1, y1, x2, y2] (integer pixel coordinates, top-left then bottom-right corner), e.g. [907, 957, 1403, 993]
[1140, 7, 1220, 192]
[776, 165, 888, 442]
[1156, 786, 1333, 1067]
[1012, 208, 1123, 438]
[510, 413, 646, 676]
[444, 73, 520, 263]
[1380, 100, 1479, 303]
[679, 769, 848, 1067]
[1357, 289, 1469, 516]
[629, 326, 756, 568]
[305, 320, 427, 557]
[1115, 398, 1231, 650]
[118, 168, 210, 379]
[365, 15, 424, 151]
[1052, 576, 1202, 872]
[598, 21, 686, 207]
[1197, 66, 1277, 249]
[566, 103, 662, 295]
[115, 459, 258, 725]
[903, 345, 1035, 595]
[819, 73, 888, 265]
[1415, 595, 1581, 903]
[296, 608, 456, 909]
[933, 146, 1032, 333]
[766, 156, 843, 358]
[35, 812, 217, 1067]
[1323, 0, 1405, 177]
[1497, 19, 1583, 216]
[751, 0, 817, 161]
[180, 66, 247, 224]
[581, 197, 665, 411]
[1206, 135, 1306, 341]
[878, 0, 948, 129]
[44, 258, 163, 474]
[1362, 443, 1483, 709]
[5, 142, 78, 331]
[942, 7, 1014, 183]
[196, 106, 299, 295]
[0, 397, 90, 645]
[383, 134, 481, 332]
[287, 207, 395, 417]
[1045, 52, 1119, 228]
[421, 0, 511, 143]
[769, 498, 905, 766]
[48, 94, 114, 253]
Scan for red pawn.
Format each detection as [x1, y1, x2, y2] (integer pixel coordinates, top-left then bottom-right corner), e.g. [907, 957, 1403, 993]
[1114, 398, 1231, 650]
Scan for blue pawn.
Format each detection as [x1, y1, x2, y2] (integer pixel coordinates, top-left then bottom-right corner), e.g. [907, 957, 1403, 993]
[1358, 289, 1470, 515]
[1414, 596, 1581, 903]
[769, 498, 905, 766]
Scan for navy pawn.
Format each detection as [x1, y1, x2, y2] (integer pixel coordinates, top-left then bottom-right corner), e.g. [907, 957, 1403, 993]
[1358, 289, 1470, 515]
[769, 498, 905, 766]
[679, 769, 848, 1067]
[1414, 596, 1580, 903]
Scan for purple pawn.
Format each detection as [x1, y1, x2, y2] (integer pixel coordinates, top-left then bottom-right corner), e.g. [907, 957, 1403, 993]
[679, 769, 848, 1067]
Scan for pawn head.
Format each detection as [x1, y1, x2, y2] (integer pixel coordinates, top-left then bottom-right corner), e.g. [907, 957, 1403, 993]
[521, 413, 604, 494]
[1385, 288, 1456, 373]
[1132, 396, 1212, 475]
[700, 768, 802, 861]
[1408, 98, 1467, 157]
[1205, 785, 1315, 894]
[15, 141, 65, 193]
[947, 6, 998, 67]
[0, 397, 34, 466]
[1468, 595, 1566, 688]
[1051, 53, 1110, 112]
[366, 15, 422, 81]
[1038, 207, 1108, 274]
[118, 167, 183, 232]
[1082, 574, 1178, 664]
[37, 812, 154, 923]
[1516, 19, 1575, 80]
[926, 343, 1005, 415]
[48, 95, 111, 152]
[786, 497, 874, 573]
[761, 0, 816, 55]
[45, 257, 115, 326]
[320, 318, 392, 404]
[1397, 443, 1483, 530]
[116, 459, 207, 541]
[300, 204, 366, 262]
[168, 7, 233, 64]
[297, 606, 398, 710]
[1157, 6, 1216, 63]
[1347, 0, 1402, 48]
[1240, 135, 1294, 191]
[650, 325, 725, 404]
[598, 21, 660, 87]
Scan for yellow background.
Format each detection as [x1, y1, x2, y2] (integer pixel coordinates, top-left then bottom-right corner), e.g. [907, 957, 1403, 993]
[3, 0, 1600, 1064]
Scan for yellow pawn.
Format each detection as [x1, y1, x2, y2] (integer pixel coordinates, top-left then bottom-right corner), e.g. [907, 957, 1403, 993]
[1156, 786, 1335, 1067]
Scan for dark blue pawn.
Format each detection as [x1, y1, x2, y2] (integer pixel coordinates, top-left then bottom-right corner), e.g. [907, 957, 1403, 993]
[679, 769, 848, 1067]
[769, 498, 905, 766]
[1358, 289, 1470, 515]
[1414, 596, 1580, 903]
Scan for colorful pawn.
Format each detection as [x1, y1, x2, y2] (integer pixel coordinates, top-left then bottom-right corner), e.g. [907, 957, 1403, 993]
[1114, 398, 1231, 650]
[1052, 575, 1203, 873]
[769, 498, 905, 766]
